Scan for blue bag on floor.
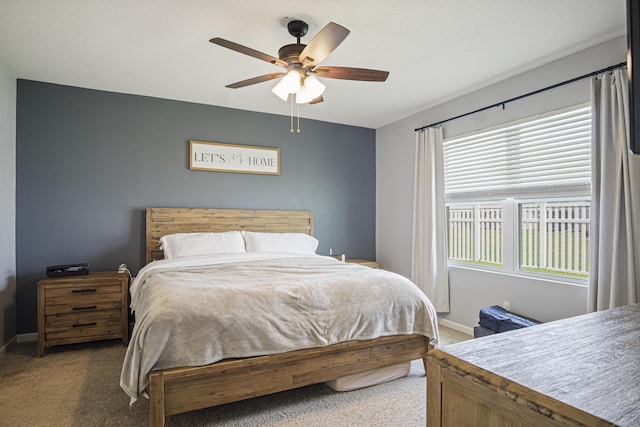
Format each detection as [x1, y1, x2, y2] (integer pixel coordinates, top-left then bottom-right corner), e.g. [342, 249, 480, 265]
[478, 305, 541, 333]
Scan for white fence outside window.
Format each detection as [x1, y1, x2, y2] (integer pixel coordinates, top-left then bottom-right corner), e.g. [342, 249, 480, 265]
[520, 201, 590, 276]
[448, 200, 590, 277]
[448, 204, 503, 265]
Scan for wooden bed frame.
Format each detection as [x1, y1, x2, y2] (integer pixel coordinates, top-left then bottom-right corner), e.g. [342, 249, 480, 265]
[143, 207, 433, 426]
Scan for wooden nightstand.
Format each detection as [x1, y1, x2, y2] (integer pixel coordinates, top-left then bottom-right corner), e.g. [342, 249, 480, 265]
[37, 271, 129, 357]
[346, 259, 379, 268]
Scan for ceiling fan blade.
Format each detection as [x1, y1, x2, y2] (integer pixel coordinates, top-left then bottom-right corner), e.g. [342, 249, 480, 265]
[298, 22, 350, 67]
[309, 95, 324, 105]
[210, 38, 287, 68]
[225, 72, 284, 89]
[314, 66, 389, 82]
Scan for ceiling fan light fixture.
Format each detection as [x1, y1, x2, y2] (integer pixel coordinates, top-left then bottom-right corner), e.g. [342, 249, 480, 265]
[295, 85, 313, 104]
[271, 79, 289, 101]
[304, 75, 325, 99]
[281, 70, 302, 94]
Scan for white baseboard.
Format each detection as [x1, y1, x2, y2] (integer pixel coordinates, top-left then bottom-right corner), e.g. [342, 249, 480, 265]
[0, 333, 37, 356]
[17, 332, 37, 343]
[0, 335, 17, 356]
[438, 318, 474, 336]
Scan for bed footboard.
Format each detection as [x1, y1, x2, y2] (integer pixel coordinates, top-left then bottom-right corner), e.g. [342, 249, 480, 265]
[148, 334, 431, 426]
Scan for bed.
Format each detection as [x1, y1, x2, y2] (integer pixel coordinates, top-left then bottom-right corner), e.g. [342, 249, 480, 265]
[121, 207, 439, 426]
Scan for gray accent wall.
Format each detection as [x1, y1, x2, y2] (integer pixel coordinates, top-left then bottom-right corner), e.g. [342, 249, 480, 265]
[0, 61, 16, 346]
[376, 36, 627, 328]
[16, 80, 376, 334]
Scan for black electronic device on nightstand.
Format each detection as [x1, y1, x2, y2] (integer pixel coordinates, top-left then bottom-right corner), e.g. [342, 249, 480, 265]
[45, 263, 89, 278]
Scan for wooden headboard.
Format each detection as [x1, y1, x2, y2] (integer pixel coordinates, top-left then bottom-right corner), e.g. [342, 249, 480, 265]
[146, 207, 314, 263]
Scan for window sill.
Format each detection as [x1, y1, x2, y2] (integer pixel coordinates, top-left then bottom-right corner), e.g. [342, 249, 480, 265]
[447, 262, 588, 288]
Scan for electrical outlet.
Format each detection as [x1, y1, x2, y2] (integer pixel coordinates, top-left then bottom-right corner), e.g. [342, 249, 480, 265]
[503, 301, 511, 311]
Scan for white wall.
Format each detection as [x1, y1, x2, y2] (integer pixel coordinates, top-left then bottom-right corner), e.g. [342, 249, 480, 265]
[0, 59, 16, 347]
[376, 36, 627, 328]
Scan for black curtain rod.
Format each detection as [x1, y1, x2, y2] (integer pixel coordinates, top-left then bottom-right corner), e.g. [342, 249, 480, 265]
[414, 61, 627, 132]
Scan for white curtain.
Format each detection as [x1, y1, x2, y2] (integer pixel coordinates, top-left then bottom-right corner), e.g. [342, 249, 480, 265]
[588, 69, 640, 311]
[412, 127, 449, 312]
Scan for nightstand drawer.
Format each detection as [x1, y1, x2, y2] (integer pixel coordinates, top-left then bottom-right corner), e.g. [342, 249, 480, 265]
[46, 308, 121, 326]
[45, 290, 122, 307]
[45, 310, 122, 341]
[45, 300, 121, 315]
[45, 284, 122, 300]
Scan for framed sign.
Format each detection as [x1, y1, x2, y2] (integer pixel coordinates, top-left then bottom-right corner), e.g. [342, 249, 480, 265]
[189, 140, 280, 175]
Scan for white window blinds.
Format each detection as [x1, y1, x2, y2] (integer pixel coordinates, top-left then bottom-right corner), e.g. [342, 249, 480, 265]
[443, 104, 591, 201]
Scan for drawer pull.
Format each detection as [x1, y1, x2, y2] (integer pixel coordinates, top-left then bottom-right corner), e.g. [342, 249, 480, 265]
[72, 322, 97, 328]
[72, 305, 97, 311]
[72, 288, 97, 293]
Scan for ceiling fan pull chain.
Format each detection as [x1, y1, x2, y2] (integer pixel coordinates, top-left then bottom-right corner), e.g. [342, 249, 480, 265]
[297, 102, 301, 133]
[290, 94, 294, 132]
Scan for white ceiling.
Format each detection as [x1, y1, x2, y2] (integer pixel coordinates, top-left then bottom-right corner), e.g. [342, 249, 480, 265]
[0, 0, 627, 129]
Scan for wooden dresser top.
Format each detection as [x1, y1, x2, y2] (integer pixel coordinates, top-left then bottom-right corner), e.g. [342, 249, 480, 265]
[430, 304, 640, 426]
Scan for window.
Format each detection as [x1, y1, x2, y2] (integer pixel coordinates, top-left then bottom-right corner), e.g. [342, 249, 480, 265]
[443, 104, 591, 280]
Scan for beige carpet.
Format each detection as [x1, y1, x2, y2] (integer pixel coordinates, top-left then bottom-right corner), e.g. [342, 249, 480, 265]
[0, 327, 470, 427]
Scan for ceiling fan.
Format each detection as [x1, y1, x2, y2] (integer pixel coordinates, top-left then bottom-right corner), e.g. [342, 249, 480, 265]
[209, 20, 389, 105]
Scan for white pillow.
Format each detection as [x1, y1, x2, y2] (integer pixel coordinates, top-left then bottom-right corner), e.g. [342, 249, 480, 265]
[243, 231, 319, 254]
[160, 231, 246, 259]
